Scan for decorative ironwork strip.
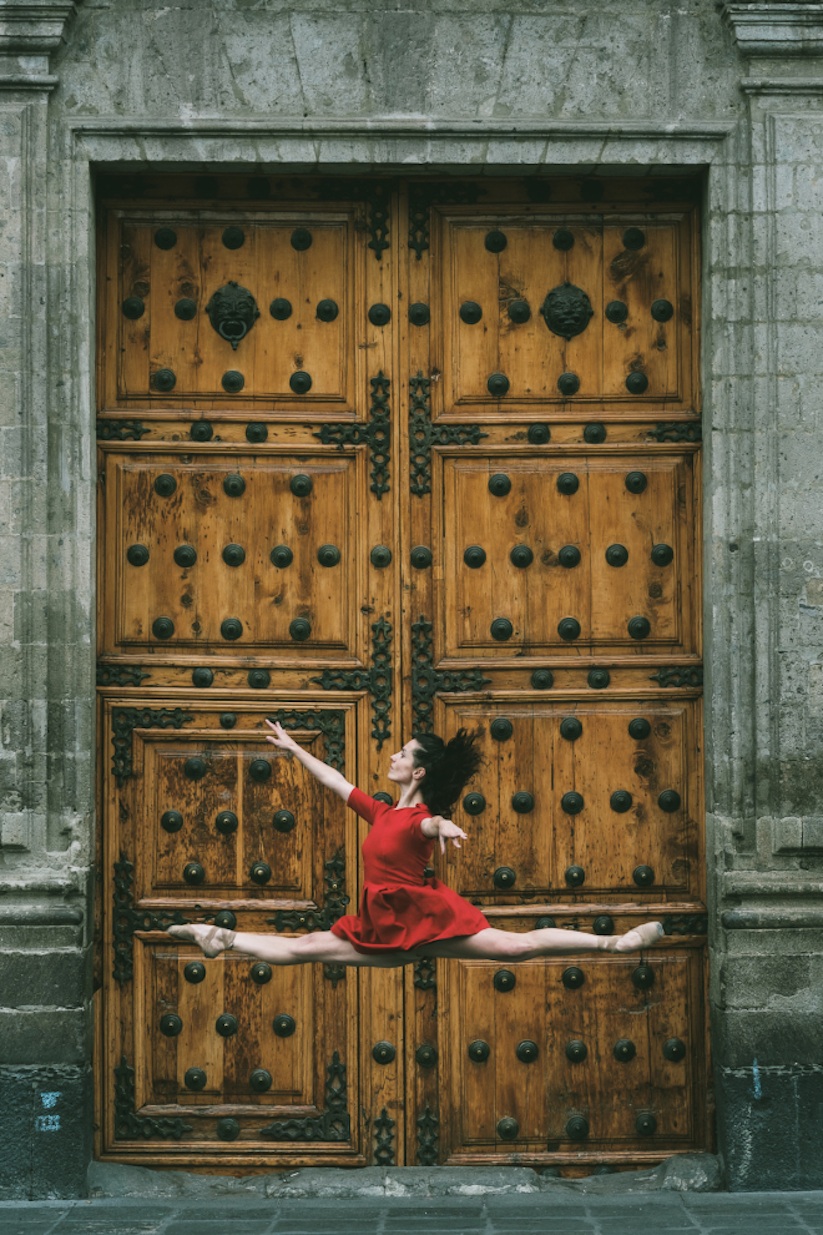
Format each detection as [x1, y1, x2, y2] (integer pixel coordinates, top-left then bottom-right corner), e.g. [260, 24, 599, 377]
[318, 179, 395, 259]
[260, 1051, 350, 1141]
[409, 373, 487, 497]
[323, 962, 346, 987]
[97, 663, 150, 687]
[649, 666, 703, 688]
[411, 616, 491, 734]
[270, 848, 349, 933]
[265, 708, 346, 771]
[111, 707, 193, 786]
[113, 854, 189, 984]
[408, 182, 484, 260]
[310, 617, 393, 748]
[114, 1056, 193, 1140]
[97, 419, 148, 441]
[413, 957, 437, 991]
[374, 1107, 396, 1166]
[314, 373, 391, 499]
[647, 421, 702, 443]
[662, 914, 708, 935]
[415, 1104, 439, 1165]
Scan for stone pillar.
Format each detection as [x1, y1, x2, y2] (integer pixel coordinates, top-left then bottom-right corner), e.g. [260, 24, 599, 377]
[715, 2, 823, 1191]
[0, 0, 92, 1200]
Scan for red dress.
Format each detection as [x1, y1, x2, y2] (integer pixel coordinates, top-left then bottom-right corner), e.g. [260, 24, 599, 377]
[330, 788, 490, 954]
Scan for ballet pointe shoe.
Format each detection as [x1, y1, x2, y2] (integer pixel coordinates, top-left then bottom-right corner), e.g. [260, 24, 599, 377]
[167, 923, 235, 958]
[607, 921, 665, 953]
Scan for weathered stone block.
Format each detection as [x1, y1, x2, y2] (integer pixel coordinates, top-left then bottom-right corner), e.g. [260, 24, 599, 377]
[719, 953, 813, 1007]
[714, 1007, 822, 1065]
[0, 1066, 92, 1200]
[0, 948, 88, 1008]
[0, 1008, 90, 1066]
[717, 1066, 823, 1191]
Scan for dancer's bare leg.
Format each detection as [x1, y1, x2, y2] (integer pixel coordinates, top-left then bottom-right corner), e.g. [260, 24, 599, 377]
[419, 921, 664, 962]
[167, 923, 416, 969]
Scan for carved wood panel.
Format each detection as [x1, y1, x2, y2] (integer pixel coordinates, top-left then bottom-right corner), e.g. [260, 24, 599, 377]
[434, 210, 695, 415]
[99, 453, 362, 656]
[443, 949, 704, 1160]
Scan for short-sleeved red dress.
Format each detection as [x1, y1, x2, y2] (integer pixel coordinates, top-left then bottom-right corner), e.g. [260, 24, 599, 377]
[330, 787, 490, 954]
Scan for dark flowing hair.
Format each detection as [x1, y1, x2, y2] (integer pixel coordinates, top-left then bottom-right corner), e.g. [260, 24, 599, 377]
[412, 728, 484, 816]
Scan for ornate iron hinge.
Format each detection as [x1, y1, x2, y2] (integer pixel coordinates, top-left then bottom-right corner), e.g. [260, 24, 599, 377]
[260, 1051, 350, 1141]
[96, 419, 148, 441]
[374, 1107, 396, 1166]
[647, 421, 702, 443]
[416, 1104, 439, 1165]
[310, 617, 393, 748]
[97, 663, 150, 687]
[408, 182, 485, 260]
[269, 847, 349, 933]
[318, 179, 395, 259]
[411, 616, 491, 734]
[314, 373, 391, 498]
[409, 372, 487, 497]
[114, 1056, 192, 1141]
[113, 854, 190, 984]
[413, 957, 437, 991]
[649, 666, 703, 688]
[110, 707, 193, 787]
[662, 914, 708, 935]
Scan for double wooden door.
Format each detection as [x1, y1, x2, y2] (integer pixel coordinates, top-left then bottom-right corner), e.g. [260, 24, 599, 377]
[96, 174, 708, 1168]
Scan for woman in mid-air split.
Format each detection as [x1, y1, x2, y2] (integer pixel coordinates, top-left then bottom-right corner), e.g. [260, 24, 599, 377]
[169, 721, 664, 964]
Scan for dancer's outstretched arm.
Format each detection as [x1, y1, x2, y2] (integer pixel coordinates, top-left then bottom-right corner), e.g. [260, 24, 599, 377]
[264, 719, 354, 802]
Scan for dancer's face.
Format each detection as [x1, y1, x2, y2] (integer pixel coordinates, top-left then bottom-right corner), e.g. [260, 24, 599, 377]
[387, 739, 424, 786]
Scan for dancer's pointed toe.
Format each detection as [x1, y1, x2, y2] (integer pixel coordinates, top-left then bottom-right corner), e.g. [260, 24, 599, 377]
[167, 923, 234, 957]
[613, 921, 665, 953]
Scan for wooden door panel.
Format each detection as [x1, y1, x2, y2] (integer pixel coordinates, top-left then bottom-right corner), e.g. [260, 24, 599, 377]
[101, 452, 361, 656]
[435, 701, 699, 903]
[439, 451, 697, 656]
[143, 729, 330, 900]
[107, 699, 352, 908]
[443, 946, 702, 1160]
[145, 949, 313, 1103]
[106, 211, 360, 411]
[434, 212, 694, 414]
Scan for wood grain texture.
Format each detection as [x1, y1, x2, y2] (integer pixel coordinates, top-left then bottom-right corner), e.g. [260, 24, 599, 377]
[97, 176, 706, 1169]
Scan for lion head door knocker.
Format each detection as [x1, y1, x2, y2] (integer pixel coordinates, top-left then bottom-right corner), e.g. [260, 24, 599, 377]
[540, 282, 594, 340]
[205, 281, 260, 349]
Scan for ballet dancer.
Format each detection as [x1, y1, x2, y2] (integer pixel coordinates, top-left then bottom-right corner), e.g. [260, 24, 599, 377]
[168, 721, 664, 964]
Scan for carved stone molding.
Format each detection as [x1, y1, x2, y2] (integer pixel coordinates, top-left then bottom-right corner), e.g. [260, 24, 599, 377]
[719, 3, 823, 57]
[0, 2, 81, 54]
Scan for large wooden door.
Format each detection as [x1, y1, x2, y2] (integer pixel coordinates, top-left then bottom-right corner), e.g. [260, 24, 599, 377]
[96, 175, 708, 1168]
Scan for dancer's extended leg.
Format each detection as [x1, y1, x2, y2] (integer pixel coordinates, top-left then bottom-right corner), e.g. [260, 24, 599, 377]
[419, 921, 664, 962]
[167, 923, 416, 969]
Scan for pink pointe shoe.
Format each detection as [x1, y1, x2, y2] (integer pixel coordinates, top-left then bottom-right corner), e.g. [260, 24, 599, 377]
[167, 923, 235, 957]
[610, 921, 665, 953]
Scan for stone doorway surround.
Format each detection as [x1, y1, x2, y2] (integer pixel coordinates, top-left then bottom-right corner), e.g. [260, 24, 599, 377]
[1, 0, 823, 1197]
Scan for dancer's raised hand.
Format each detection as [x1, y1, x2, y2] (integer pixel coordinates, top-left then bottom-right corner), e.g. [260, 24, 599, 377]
[263, 718, 354, 800]
[264, 719, 300, 752]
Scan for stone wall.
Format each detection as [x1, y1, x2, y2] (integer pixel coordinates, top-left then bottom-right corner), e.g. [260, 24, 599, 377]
[0, 0, 821, 1197]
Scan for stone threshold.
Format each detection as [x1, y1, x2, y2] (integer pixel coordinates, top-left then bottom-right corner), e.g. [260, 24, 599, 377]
[88, 1154, 722, 1200]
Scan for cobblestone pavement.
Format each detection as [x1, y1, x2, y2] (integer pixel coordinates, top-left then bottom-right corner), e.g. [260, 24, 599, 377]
[2, 1193, 822, 1235]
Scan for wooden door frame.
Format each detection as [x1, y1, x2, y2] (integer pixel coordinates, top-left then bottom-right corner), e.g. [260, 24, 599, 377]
[73, 121, 739, 1169]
